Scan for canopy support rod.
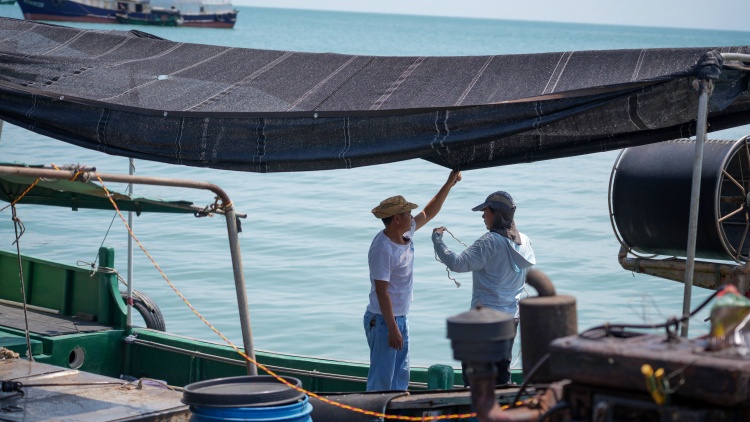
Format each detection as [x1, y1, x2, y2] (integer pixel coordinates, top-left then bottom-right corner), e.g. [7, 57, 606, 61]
[720, 53, 750, 63]
[0, 166, 257, 374]
[681, 79, 713, 338]
[126, 158, 134, 328]
[225, 207, 256, 375]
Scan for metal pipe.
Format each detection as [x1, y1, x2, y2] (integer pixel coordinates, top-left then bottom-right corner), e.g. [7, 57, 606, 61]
[127, 158, 134, 328]
[681, 79, 713, 338]
[525, 268, 556, 297]
[225, 206, 257, 375]
[465, 362, 504, 421]
[618, 244, 750, 292]
[0, 165, 256, 371]
[0, 166, 233, 205]
[720, 53, 750, 63]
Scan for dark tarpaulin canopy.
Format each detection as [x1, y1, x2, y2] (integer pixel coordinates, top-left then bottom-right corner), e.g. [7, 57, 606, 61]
[0, 17, 749, 173]
[0, 163, 207, 214]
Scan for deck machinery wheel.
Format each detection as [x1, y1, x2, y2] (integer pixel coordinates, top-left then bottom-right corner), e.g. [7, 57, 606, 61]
[610, 135, 750, 263]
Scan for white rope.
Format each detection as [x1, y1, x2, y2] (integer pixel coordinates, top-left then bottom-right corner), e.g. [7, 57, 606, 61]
[434, 228, 468, 288]
[77, 261, 128, 286]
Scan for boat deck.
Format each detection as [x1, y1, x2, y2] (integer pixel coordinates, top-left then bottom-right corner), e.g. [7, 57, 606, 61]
[0, 302, 112, 335]
[0, 358, 189, 421]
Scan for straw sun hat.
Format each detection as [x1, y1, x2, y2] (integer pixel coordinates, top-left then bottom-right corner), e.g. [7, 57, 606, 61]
[371, 195, 418, 219]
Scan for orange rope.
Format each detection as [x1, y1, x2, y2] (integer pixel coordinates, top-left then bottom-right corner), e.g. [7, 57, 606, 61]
[93, 171, 524, 420]
[0, 177, 41, 213]
[1, 164, 73, 213]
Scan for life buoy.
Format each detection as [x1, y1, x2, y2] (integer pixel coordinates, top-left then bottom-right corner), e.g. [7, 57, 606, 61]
[121, 290, 166, 331]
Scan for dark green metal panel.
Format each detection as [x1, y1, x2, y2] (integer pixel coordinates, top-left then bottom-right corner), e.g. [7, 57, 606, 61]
[0, 252, 29, 303]
[0, 249, 127, 328]
[29, 265, 68, 311]
[97, 248, 114, 325]
[0, 331, 42, 355]
[31, 330, 126, 378]
[98, 247, 127, 329]
[69, 266, 103, 319]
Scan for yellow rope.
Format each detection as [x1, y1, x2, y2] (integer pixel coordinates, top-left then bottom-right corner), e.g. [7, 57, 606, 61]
[94, 171, 530, 420]
[0, 164, 78, 213]
[0, 177, 41, 213]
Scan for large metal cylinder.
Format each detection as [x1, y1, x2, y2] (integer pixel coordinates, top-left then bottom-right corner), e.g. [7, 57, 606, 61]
[447, 307, 515, 363]
[610, 136, 750, 262]
[519, 295, 577, 383]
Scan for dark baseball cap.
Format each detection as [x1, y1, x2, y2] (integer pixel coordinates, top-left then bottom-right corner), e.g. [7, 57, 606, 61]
[472, 191, 516, 212]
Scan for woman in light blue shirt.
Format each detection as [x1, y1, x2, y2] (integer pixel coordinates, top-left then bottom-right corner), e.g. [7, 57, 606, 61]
[432, 191, 535, 385]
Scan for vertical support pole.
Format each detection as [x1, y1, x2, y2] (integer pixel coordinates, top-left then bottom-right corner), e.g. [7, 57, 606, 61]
[127, 158, 135, 328]
[681, 79, 713, 337]
[225, 207, 257, 375]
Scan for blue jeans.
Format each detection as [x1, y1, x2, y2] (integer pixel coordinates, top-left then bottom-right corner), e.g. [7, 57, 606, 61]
[363, 310, 410, 391]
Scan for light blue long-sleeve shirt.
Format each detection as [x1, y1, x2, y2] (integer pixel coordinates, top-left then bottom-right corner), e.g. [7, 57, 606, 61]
[432, 230, 535, 318]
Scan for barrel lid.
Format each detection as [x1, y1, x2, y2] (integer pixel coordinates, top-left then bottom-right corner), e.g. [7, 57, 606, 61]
[446, 307, 515, 342]
[182, 375, 305, 408]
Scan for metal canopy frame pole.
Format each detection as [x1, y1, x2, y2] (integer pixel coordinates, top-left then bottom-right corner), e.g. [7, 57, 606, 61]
[0, 166, 257, 374]
[127, 158, 134, 328]
[681, 53, 750, 336]
[225, 208, 257, 375]
[721, 53, 750, 63]
[681, 79, 713, 338]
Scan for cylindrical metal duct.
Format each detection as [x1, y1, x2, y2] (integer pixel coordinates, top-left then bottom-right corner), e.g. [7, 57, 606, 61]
[446, 307, 515, 363]
[519, 295, 577, 383]
[610, 136, 750, 262]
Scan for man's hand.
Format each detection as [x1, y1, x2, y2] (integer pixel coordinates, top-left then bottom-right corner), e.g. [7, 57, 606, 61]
[448, 170, 462, 186]
[388, 325, 404, 350]
[433, 226, 447, 234]
[416, 169, 463, 231]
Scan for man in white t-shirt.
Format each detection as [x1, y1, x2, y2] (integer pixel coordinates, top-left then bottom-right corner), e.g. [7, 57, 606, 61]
[364, 170, 461, 391]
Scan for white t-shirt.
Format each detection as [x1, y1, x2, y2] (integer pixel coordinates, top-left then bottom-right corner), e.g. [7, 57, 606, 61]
[367, 220, 417, 316]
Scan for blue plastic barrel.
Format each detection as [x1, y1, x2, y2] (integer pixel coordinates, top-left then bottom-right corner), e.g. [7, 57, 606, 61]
[182, 375, 312, 422]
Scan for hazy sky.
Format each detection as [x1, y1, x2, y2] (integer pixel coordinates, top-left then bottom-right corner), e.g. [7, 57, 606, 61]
[240, 0, 749, 32]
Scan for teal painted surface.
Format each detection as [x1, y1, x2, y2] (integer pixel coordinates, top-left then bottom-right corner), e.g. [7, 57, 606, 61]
[0, 331, 41, 355]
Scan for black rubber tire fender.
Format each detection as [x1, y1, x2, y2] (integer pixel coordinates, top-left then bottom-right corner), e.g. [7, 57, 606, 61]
[121, 290, 167, 331]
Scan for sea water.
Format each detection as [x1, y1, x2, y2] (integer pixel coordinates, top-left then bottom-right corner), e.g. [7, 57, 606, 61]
[1, 6, 750, 369]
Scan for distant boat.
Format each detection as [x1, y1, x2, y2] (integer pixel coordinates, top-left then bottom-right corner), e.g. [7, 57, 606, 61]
[115, 0, 183, 26]
[16, 0, 237, 28]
